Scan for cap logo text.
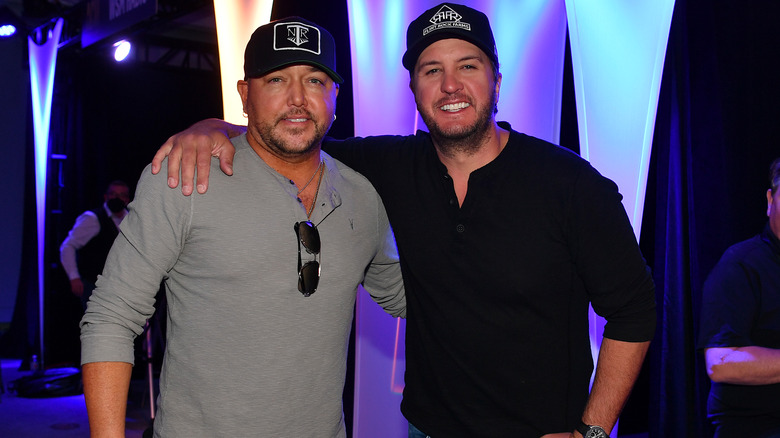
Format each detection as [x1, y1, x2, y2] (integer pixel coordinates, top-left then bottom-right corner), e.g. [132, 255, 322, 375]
[273, 22, 321, 55]
[286, 24, 309, 46]
[423, 5, 470, 35]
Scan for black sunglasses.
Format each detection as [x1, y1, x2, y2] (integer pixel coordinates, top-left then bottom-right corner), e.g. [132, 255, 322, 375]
[294, 221, 321, 297]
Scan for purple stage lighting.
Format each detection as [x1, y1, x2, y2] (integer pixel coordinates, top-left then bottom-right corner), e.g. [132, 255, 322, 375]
[113, 40, 131, 62]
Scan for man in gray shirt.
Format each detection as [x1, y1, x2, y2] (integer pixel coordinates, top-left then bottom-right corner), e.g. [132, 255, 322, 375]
[80, 17, 405, 438]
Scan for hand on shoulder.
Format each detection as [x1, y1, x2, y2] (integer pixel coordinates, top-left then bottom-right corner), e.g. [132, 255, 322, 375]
[151, 118, 245, 195]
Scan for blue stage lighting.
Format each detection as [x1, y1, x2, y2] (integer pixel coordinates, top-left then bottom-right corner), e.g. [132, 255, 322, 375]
[0, 23, 16, 37]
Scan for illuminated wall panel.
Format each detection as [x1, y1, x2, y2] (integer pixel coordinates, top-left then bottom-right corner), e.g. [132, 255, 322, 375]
[29, 18, 64, 366]
[566, 0, 675, 238]
[213, 0, 274, 124]
[566, 2, 674, 435]
[347, 1, 568, 436]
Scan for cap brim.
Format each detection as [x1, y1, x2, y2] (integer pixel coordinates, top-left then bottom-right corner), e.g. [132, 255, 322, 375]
[247, 60, 344, 84]
[403, 32, 496, 72]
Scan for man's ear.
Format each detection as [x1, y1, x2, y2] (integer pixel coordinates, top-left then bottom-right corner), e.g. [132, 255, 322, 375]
[237, 80, 249, 114]
[768, 189, 774, 217]
[495, 72, 502, 103]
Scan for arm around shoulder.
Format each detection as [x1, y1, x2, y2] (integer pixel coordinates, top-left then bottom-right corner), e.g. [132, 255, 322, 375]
[151, 118, 246, 195]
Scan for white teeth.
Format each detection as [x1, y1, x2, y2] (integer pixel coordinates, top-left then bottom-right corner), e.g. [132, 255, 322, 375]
[440, 102, 470, 112]
[288, 118, 307, 122]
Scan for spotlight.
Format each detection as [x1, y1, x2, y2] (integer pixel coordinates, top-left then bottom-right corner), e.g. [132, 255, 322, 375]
[0, 23, 15, 37]
[113, 39, 131, 62]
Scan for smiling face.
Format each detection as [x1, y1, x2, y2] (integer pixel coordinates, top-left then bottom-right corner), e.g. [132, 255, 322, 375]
[238, 64, 339, 161]
[409, 38, 501, 156]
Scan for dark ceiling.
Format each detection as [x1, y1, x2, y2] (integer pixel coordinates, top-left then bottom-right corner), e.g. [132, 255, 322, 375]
[4, 0, 218, 69]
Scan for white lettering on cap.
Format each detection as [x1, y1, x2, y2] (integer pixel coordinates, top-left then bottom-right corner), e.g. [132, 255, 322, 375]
[273, 22, 321, 55]
[429, 6, 461, 24]
[423, 5, 471, 35]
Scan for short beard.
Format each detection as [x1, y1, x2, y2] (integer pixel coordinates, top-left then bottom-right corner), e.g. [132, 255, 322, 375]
[252, 111, 332, 159]
[418, 90, 497, 158]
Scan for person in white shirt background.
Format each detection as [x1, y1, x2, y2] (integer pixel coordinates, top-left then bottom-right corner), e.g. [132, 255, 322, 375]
[59, 180, 131, 309]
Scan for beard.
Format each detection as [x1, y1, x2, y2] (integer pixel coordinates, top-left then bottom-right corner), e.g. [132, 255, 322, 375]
[417, 90, 497, 158]
[251, 109, 332, 159]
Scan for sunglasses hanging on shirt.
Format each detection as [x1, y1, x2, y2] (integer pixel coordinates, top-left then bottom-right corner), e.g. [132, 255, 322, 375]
[294, 220, 321, 297]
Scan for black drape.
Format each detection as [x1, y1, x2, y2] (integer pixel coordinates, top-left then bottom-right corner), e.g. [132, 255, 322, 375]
[646, 0, 780, 436]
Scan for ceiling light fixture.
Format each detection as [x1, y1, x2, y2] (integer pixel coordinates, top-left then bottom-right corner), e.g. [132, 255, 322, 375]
[113, 39, 131, 61]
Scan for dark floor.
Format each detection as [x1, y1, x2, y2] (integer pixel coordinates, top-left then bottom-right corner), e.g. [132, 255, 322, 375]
[0, 358, 153, 438]
[1, 358, 650, 438]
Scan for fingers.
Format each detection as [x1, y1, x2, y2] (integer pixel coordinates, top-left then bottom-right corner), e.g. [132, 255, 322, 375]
[213, 138, 236, 177]
[151, 137, 174, 174]
[152, 119, 240, 195]
[178, 139, 196, 196]
[194, 136, 237, 193]
[195, 141, 213, 194]
[219, 153, 234, 178]
[166, 140, 186, 192]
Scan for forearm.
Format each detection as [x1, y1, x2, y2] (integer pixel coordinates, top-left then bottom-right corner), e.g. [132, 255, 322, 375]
[579, 338, 650, 435]
[82, 361, 133, 438]
[59, 246, 80, 280]
[60, 214, 99, 279]
[220, 118, 247, 138]
[193, 117, 246, 138]
[705, 346, 780, 385]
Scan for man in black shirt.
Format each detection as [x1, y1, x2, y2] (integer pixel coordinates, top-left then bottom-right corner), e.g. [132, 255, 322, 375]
[698, 158, 780, 438]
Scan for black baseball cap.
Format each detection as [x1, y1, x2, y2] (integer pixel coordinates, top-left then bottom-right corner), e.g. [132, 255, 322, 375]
[244, 17, 344, 84]
[402, 3, 498, 72]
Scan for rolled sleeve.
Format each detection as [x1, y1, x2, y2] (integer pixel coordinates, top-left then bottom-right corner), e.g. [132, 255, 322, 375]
[570, 164, 657, 342]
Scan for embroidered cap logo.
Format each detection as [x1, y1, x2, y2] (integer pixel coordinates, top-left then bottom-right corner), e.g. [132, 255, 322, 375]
[287, 24, 309, 46]
[273, 22, 321, 55]
[423, 4, 471, 36]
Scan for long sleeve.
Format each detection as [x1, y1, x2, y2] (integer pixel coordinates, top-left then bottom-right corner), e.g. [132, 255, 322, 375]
[569, 162, 656, 342]
[362, 193, 405, 318]
[60, 211, 100, 280]
[80, 165, 190, 365]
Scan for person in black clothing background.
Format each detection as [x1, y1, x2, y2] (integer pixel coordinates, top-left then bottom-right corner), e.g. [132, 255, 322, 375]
[699, 157, 780, 438]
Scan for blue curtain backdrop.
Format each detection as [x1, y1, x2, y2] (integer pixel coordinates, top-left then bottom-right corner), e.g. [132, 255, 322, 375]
[645, 0, 780, 436]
